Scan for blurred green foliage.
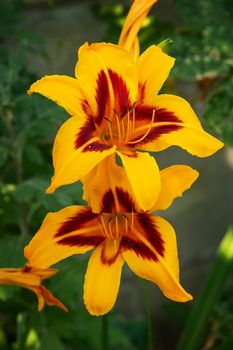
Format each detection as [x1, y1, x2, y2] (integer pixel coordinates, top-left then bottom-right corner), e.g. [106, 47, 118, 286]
[0, 0, 232, 349]
[176, 226, 233, 350]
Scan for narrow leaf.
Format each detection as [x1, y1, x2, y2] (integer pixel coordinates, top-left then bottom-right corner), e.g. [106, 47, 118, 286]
[177, 226, 233, 350]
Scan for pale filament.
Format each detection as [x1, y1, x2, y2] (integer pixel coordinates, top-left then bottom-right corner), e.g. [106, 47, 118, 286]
[131, 212, 135, 228]
[108, 218, 113, 238]
[115, 216, 119, 237]
[121, 118, 125, 142]
[107, 120, 113, 141]
[127, 109, 155, 144]
[113, 109, 122, 145]
[98, 214, 132, 239]
[125, 110, 131, 141]
[100, 215, 109, 237]
[132, 106, 135, 134]
[124, 216, 128, 234]
[103, 106, 155, 146]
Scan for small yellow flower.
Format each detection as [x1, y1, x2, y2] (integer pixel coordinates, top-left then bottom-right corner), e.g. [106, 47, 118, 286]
[24, 157, 199, 316]
[0, 266, 67, 312]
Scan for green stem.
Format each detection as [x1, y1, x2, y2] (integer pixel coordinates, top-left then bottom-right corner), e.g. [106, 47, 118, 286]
[177, 226, 233, 350]
[141, 280, 153, 350]
[102, 314, 109, 350]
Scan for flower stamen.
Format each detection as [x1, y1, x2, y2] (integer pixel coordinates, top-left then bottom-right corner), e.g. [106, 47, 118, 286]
[125, 109, 131, 142]
[132, 105, 136, 135]
[121, 118, 125, 142]
[100, 215, 109, 237]
[115, 215, 119, 237]
[108, 218, 114, 238]
[127, 109, 155, 144]
[114, 109, 122, 145]
[131, 211, 135, 228]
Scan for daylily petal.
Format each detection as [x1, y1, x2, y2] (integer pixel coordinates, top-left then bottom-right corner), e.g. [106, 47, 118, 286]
[152, 165, 199, 211]
[117, 151, 161, 211]
[24, 206, 102, 269]
[0, 267, 67, 311]
[0, 268, 41, 286]
[118, 0, 158, 60]
[75, 42, 138, 124]
[123, 215, 192, 302]
[134, 94, 224, 156]
[84, 240, 124, 316]
[33, 285, 68, 312]
[46, 115, 116, 193]
[137, 94, 201, 127]
[82, 155, 140, 213]
[28, 75, 84, 117]
[137, 46, 175, 101]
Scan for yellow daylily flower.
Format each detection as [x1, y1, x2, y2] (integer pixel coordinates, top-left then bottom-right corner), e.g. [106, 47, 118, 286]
[24, 157, 199, 316]
[0, 266, 67, 312]
[118, 0, 158, 60]
[28, 41, 223, 210]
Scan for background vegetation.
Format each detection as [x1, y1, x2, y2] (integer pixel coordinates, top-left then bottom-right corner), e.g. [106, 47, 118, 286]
[0, 0, 232, 349]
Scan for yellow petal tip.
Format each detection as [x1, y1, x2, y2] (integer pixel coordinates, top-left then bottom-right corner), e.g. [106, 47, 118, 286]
[45, 184, 55, 194]
[185, 292, 193, 302]
[217, 139, 225, 150]
[173, 291, 193, 303]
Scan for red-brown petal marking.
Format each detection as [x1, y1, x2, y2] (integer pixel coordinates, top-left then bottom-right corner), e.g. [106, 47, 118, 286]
[82, 141, 113, 152]
[138, 82, 146, 102]
[81, 99, 91, 115]
[57, 235, 104, 248]
[120, 236, 158, 261]
[132, 124, 182, 147]
[135, 105, 181, 123]
[115, 187, 136, 212]
[137, 213, 165, 257]
[101, 187, 137, 213]
[100, 243, 119, 266]
[75, 117, 96, 149]
[95, 70, 110, 125]
[55, 208, 98, 238]
[108, 69, 131, 117]
[101, 190, 115, 213]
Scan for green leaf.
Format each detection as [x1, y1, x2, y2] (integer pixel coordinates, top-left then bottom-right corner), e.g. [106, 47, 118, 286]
[13, 180, 37, 202]
[216, 334, 233, 350]
[203, 75, 233, 146]
[157, 38, 173, 53]
[0, 145, 9, 167]
[177, 226, 233, 350]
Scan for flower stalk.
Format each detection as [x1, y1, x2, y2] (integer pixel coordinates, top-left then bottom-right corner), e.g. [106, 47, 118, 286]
[102, 314, 110, 350]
